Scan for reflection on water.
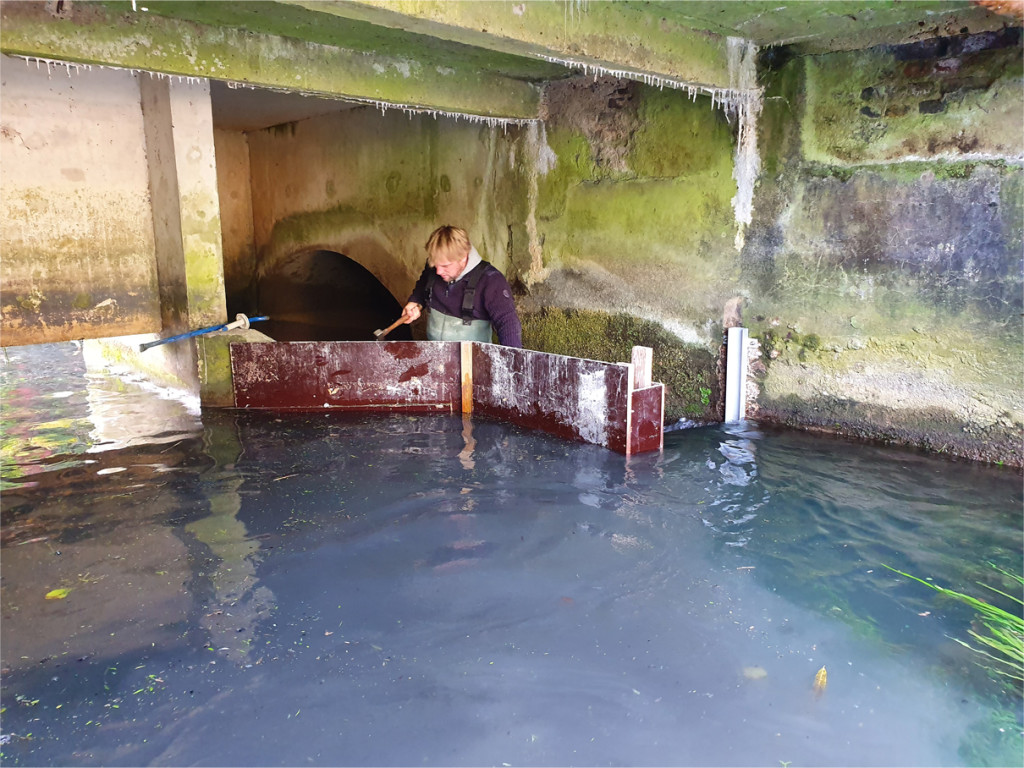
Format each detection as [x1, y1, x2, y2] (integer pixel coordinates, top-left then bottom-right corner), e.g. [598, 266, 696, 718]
[1, 343, 201, 490]
[1, 344, 1021, 767]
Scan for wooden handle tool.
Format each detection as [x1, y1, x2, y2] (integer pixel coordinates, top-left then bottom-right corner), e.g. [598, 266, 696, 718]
[373, 317, 405, 339]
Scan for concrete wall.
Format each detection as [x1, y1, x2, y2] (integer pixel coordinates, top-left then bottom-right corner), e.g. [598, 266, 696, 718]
[2, 21, 1019, 464]
[743, 31, 1023, 464]
[159, 78, 227, 331]
[246, 107, 525, 306]
[1, 57, 231, 400]
[214, 129, 257, 314]
[232, 85, 733, 428]
[0, 55, 161, 345]
[236, 50, 1022, 469]
[516, 76, 742, 424]
[236, 83, 734, 424]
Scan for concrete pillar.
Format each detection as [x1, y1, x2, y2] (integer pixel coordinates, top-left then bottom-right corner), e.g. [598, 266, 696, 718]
[140, 75, 227, 330]
[138, 75, 228, 400]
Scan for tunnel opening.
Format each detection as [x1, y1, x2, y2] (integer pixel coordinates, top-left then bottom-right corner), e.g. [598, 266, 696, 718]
[251, 250, 411, 342]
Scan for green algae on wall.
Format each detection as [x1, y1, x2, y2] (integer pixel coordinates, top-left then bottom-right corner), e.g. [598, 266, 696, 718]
[746, 288, 1023, 466]
[741, 28, 1023, 465]
[525, 76, 741, 360]
[250, 107, 526, 307]
[545, 176, 735, 271]
[180, 191, 228, 327]
[535, 128, 596, 220]
[197, 329, 274, 407]
[803, 30, 1023, 165]
[742, 159, 1024, 465]
[521, 307, 719, 424]
[629, 86, 734, 179]
[511, 75, 748, 424]
[0, 1, 541, 119]
[343, 0, 735, 88]
[536, 77, 736, 274]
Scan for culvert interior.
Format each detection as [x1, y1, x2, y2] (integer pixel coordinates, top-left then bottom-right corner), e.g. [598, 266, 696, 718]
[253, 249, 411, 342]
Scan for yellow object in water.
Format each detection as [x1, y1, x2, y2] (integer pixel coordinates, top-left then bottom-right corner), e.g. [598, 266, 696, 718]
[813, 665, 827, 694]
[742, 666, 768, 680]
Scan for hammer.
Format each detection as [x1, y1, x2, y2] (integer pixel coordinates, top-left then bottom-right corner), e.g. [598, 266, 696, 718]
[373, 317, 405, 340]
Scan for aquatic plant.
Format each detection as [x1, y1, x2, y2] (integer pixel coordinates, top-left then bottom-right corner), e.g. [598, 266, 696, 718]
[885, 564, 1024, 686]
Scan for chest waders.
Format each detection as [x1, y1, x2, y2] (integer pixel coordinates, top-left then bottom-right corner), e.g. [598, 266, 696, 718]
[425, 262, 494, 343]
[427, 311, 492, 342]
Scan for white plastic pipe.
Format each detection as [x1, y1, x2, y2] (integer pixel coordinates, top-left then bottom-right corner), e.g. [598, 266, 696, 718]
[724, 326, 749, 423]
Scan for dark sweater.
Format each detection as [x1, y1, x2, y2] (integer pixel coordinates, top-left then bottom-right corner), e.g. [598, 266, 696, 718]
[408, 261, 522, 347]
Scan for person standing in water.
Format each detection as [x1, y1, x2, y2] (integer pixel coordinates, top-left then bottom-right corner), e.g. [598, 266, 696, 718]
[401, 225, 522, 347]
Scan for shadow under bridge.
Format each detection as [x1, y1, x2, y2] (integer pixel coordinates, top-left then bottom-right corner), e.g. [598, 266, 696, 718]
[254, 249, 411, 342]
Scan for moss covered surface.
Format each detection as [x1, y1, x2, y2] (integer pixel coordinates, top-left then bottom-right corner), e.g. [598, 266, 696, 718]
[530, 78, 740, 332]
[629, 87, 733, 178]
[803, 30, 1023, 165]
[0, 1, 540, 118]
[543, 177, 734, 268]
[740, 29, 1023, 465]
[137, 0, 564, 82]
[521, 307, 719, 423]
[181, 191, 227, 327]
[744, 310, 1023, 466]
[343, 0, 734, 87]
[755, 392, 1022, 467]
[198, 329, 273, 407]
[535, 128, 596, 220]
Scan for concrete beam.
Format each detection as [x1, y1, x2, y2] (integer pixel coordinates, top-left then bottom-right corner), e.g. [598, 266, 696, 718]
[0, 1, 542, 120]
[283, 1, 1013, 87]
[290, 0, 734, 90]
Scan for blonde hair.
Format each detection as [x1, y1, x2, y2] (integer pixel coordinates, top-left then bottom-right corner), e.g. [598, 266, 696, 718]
[425, 225, 471, 267]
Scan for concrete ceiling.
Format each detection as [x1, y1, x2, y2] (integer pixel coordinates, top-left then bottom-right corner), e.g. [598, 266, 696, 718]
[210, 81, 364, 132]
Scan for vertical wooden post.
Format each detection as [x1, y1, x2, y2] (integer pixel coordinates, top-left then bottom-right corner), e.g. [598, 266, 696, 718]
[631, 346, 653, 390]
[624, 361, 635, 455]
[460, 341, 473, 414]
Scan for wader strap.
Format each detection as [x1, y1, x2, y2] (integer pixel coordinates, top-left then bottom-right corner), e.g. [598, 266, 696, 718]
[424, 261, 491, 326]
[460, 263, 489, 325]
[424, 266, 436, 308]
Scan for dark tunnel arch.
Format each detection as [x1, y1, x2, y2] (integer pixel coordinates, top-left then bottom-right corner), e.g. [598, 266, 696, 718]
[255, 249, 412, 342]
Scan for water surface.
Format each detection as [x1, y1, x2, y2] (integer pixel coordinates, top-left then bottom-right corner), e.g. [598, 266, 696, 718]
[2, 343, 1021, 767]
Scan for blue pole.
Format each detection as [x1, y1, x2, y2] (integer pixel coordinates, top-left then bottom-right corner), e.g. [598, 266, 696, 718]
[139, 314, 268, 352]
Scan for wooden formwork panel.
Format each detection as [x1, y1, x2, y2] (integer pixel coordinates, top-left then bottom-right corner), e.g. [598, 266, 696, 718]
[230, 341, 663, 455]
[231, 341, 462, 411]
[471, 344, 631, 454]
[630, 384, 665, 454]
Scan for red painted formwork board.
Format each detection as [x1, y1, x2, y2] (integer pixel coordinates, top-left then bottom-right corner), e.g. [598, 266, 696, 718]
[231, 341, 462, 411]
[630, 384, 665, 454]
[470, 344, 631, 454]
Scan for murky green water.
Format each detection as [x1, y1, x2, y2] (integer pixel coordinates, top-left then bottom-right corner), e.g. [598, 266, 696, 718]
[2, 343, 1021, 767]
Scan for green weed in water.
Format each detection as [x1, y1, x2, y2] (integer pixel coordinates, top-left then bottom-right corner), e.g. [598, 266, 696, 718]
[884, 564, 1023, 686]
